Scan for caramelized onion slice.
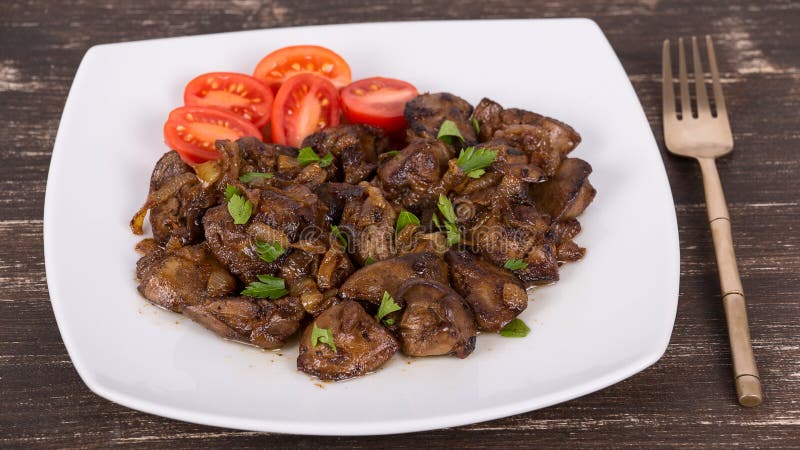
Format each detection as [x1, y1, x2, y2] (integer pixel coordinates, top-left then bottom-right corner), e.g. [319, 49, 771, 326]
[193, 160, 221, 185]
[129, 172, 197, 235]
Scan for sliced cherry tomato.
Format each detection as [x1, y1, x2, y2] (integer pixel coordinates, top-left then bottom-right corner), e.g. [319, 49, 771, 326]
[183, 72, 274, 128]
[164, 106, 262, 164]
[271, 73, 341, 147]
[341, 77, 418, 132]
[253, 45, 352, 92]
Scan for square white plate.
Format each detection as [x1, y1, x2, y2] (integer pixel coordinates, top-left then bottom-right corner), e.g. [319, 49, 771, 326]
[44, 19, 679, 435]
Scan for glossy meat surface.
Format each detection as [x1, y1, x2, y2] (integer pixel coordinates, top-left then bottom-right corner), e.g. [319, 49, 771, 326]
[339, 184, 397, 264]
[302, 124, 388, 184]
[473, 98, 581, 176]
[137, 243, 236, 312]
[316, 243, 355, 291]
[405, 92, 477, 146]
[184, 296, 306, 349]
[446, 250, 527, 331]
[147, 151, 217, 248]
[529, 157, 596, 221]
[397, 279, 476, 358]
[456, 175, 559, 286]
[313, 182, 366, 224]
[339, 252, 450, 304]
[215, 137, 297, 190]
[377, 139, 451, 213]
[297, 300, 399, 380]
[202, 204, 278, 283]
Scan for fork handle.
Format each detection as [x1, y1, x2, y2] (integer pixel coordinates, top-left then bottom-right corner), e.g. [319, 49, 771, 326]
[698, 157, 762, 407]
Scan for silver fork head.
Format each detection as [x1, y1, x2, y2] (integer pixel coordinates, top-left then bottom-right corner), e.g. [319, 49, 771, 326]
[662, 36, 734, 159]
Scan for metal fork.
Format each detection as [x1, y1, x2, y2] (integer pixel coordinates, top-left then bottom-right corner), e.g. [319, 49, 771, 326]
[662, 36, 762, 406]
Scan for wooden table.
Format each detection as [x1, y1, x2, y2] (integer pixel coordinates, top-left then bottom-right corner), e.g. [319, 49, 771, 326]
[2, 1, 798, 447]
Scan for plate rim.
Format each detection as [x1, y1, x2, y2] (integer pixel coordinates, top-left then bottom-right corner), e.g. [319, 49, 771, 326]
[43, 17, 680, 435]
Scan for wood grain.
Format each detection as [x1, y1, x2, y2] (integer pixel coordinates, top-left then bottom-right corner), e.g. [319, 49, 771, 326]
[1, 0, 799, 447]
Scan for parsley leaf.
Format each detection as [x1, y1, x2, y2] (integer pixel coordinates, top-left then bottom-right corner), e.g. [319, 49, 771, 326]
[376, 291, 402, 323]
[319, 152, 334, 168]
[241, 274, 289, 299]
[444, 221, 460, 246]
[239, 172, 273, 182]
[456, 147, 496, 179]
[255, 241, 285, 263]
[331, 225, 347, 246]
[395, 210, 420, 234]
[466, 169, 485, 179]
[504, 258, 529, 270]
[227, 193, 252, 225]
[224, 184, 243, 202]
[311, 323, 337, 352]
[297, 147, 319, 166]
[385, 150, 400, 157]
[364, 256, 375, 265]
[437, 194, 457, 224]
[437, 194, 460, 246]
[437, 119, 464, 144]
[471, 116, 480, 134]
[297, 147, 333, 167]
[499, 318, 531, 337]
[383, 318, 396, 326]
[431, 214, 443, 230]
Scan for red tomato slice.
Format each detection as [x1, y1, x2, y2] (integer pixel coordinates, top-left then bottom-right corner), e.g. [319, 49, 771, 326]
[183, 72, 274, 128]
[341, 77, 418, 132]
[271, 73, 341, 147]
[253, 45, 352, 92]
[164, 106, 262, 164]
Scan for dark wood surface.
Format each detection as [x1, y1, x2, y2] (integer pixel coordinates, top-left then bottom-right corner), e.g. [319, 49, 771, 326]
[2, 0, 799, 447]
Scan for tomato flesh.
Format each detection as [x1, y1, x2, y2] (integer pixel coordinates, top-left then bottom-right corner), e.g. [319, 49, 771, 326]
[164, 106, 262, 164]
[183, 72, 274, 128]
[253, 45, 352, 92]
[341, 77, 418, 132]
[271, 73, 341, 147]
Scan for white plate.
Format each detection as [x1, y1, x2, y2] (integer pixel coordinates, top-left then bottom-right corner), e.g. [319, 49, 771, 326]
[44, 18, 679, 435]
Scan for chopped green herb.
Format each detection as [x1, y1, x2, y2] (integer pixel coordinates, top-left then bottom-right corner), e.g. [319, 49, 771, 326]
[297, 146, 333, 167]
[255, 241, 285, 263]
[437, 194, 460, 246]
[224, 184, 243, 202]
[471, 117, 480, 134]
[376, 291, 402, 323]
[311, 323, 337, 352]
[331, 225, 347, 246]
[319, 152, 334, 168]
[297, 147, 319, 166]
[241, 274, 289, 299]
[499, 318, 531, 338]
[504, 258, 529, 270]
[227, 193, 252, 225]
[383, 318, 396, 326]
[437, 119, 464, 144]
[431, 214, 443, 230]
[395, 210, 420, 234]
[385, 150, 400, 157]
[444, 221, 460, 246]
[364, 256, 375, 265]
[456, 147, 496, 179]
[437, 194, 457, 224]
[239, 172, 273, 182]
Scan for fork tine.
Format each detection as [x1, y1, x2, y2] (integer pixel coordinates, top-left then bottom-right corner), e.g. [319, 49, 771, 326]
[677, 37, 692, 118]
[662, 39, 676, 119]
[706, 35, 727, 118]
[691, 36, 710, 116]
